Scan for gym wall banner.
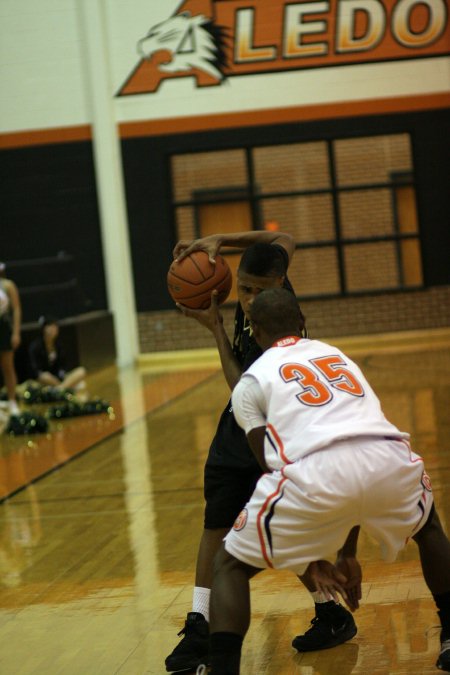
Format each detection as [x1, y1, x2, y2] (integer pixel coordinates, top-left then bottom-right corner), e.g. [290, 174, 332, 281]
[117, 0, 450, 96]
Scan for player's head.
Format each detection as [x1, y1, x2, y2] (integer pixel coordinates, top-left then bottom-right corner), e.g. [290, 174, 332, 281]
[237, 244, 287, 319]
[249, 288, 305, 349]
[38, 315, 60, 339]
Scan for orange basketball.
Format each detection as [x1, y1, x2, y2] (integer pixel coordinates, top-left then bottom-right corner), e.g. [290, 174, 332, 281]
[167, 251, 232, 309]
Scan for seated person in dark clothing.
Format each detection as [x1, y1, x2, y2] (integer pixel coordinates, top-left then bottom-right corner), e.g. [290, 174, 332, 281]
[28, 316, 86, 390]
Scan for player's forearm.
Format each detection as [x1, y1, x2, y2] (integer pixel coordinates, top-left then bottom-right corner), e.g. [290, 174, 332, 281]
[247, 427, 269, 472]
[213, 323, 242, 390]
[215, 231, 294, 260]
[12, 305, 21, 335]
[339, 526, 360, 557]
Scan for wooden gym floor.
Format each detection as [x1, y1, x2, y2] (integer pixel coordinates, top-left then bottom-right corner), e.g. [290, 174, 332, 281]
[0, 328, 449, 675]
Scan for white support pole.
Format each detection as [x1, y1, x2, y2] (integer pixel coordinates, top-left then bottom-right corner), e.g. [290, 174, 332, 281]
[78, 0, 139, 367]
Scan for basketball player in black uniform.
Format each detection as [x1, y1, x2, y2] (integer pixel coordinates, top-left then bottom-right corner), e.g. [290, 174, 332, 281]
[165, 231, 358, 673]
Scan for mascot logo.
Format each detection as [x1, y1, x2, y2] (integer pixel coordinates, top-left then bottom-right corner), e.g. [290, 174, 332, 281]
[137, 12, 226, 82]
[118, 4, 227, 96]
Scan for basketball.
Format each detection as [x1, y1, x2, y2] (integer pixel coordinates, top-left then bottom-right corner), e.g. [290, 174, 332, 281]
[167, 251, 232, 309]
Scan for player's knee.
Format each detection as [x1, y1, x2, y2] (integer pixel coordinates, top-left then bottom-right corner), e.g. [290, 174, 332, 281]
[213, 543, 260, 581]
[213, 543, 235, 576]
[213, 543, 243, 578]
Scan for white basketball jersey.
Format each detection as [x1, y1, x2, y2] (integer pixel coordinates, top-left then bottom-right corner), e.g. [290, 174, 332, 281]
[0, 281, 9, 316]
[234, 336, 408, 470]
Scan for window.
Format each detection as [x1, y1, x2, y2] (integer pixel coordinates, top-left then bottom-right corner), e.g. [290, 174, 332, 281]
[170, 133, 422, 300]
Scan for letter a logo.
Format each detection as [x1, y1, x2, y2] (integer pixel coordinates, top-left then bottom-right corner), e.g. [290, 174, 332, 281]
[117, 0, 228, 96]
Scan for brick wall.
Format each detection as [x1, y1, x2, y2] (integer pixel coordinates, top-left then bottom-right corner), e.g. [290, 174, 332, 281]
[138, 285, 450, 353]
[172, 150, 247, 202]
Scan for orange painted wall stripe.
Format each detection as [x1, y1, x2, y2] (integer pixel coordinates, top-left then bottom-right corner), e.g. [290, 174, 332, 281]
[0, 93, 449, 150]
[0, 124, 92, 150]
[118, 93, 450, 138]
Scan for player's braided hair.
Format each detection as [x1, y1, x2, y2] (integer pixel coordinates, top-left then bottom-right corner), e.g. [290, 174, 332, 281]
[232, 305, 249, 365]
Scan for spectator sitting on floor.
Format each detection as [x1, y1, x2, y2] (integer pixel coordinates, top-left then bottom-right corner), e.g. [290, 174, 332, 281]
[28, 316, 86, 391]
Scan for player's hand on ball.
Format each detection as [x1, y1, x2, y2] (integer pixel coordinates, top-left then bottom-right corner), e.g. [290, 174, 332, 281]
[173, 239, 193, 261]
[307, 560, 349, 605]
[335, 554, 362, 611]
[173, 235, 221, 264]
[176, 290, 223, 332]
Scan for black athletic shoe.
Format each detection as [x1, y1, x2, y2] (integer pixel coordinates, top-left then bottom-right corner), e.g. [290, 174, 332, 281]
[165, 612, 209, 672]
[292, 605, 357, 652]
[437, 631, 450, 671]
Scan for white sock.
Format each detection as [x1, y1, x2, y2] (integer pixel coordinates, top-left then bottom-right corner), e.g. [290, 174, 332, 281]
[311, 591, 331, 603]
[9, 400, 19, 415]
[193, 586, 210, 622]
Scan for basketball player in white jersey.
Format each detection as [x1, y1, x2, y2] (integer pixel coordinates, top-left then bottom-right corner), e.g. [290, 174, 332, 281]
[0, 262, 21, 415]
[202, 288, 450, 675]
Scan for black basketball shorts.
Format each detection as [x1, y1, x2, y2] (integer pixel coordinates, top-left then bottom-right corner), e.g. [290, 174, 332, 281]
[203, 463, 263, 530]
[0, 315, 12, 352]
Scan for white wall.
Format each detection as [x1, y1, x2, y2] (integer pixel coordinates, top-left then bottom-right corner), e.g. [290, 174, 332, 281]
[1, 0, 449, 135]
[0, 0, 89, 132]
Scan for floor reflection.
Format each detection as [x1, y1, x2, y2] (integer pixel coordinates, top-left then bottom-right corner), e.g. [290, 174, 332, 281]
[0, 336, 448, 674]
[0, 367, 217, 500]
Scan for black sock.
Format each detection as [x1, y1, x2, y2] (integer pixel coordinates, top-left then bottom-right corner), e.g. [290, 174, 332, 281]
[210, 632, 243, 675]
[433, 591, 450, 633]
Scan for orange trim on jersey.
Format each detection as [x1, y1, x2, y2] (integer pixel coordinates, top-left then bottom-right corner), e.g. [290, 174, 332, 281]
[399, 437, 424, 463]
[398, 436, 433, 542]
[409, 488, 431, 541]
[256, 473, 288, 568]
[272, 336, 301, 348]
[266, 423, 291, 465]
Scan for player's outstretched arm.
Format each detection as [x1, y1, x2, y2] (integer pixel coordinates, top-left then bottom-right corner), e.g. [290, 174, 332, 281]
[177, 290, 242, 389]
[246, 427, 270, 472]
[173, 231, 295, 264]
[305, 560, 349, 605]
[335, 526, 362, 611]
